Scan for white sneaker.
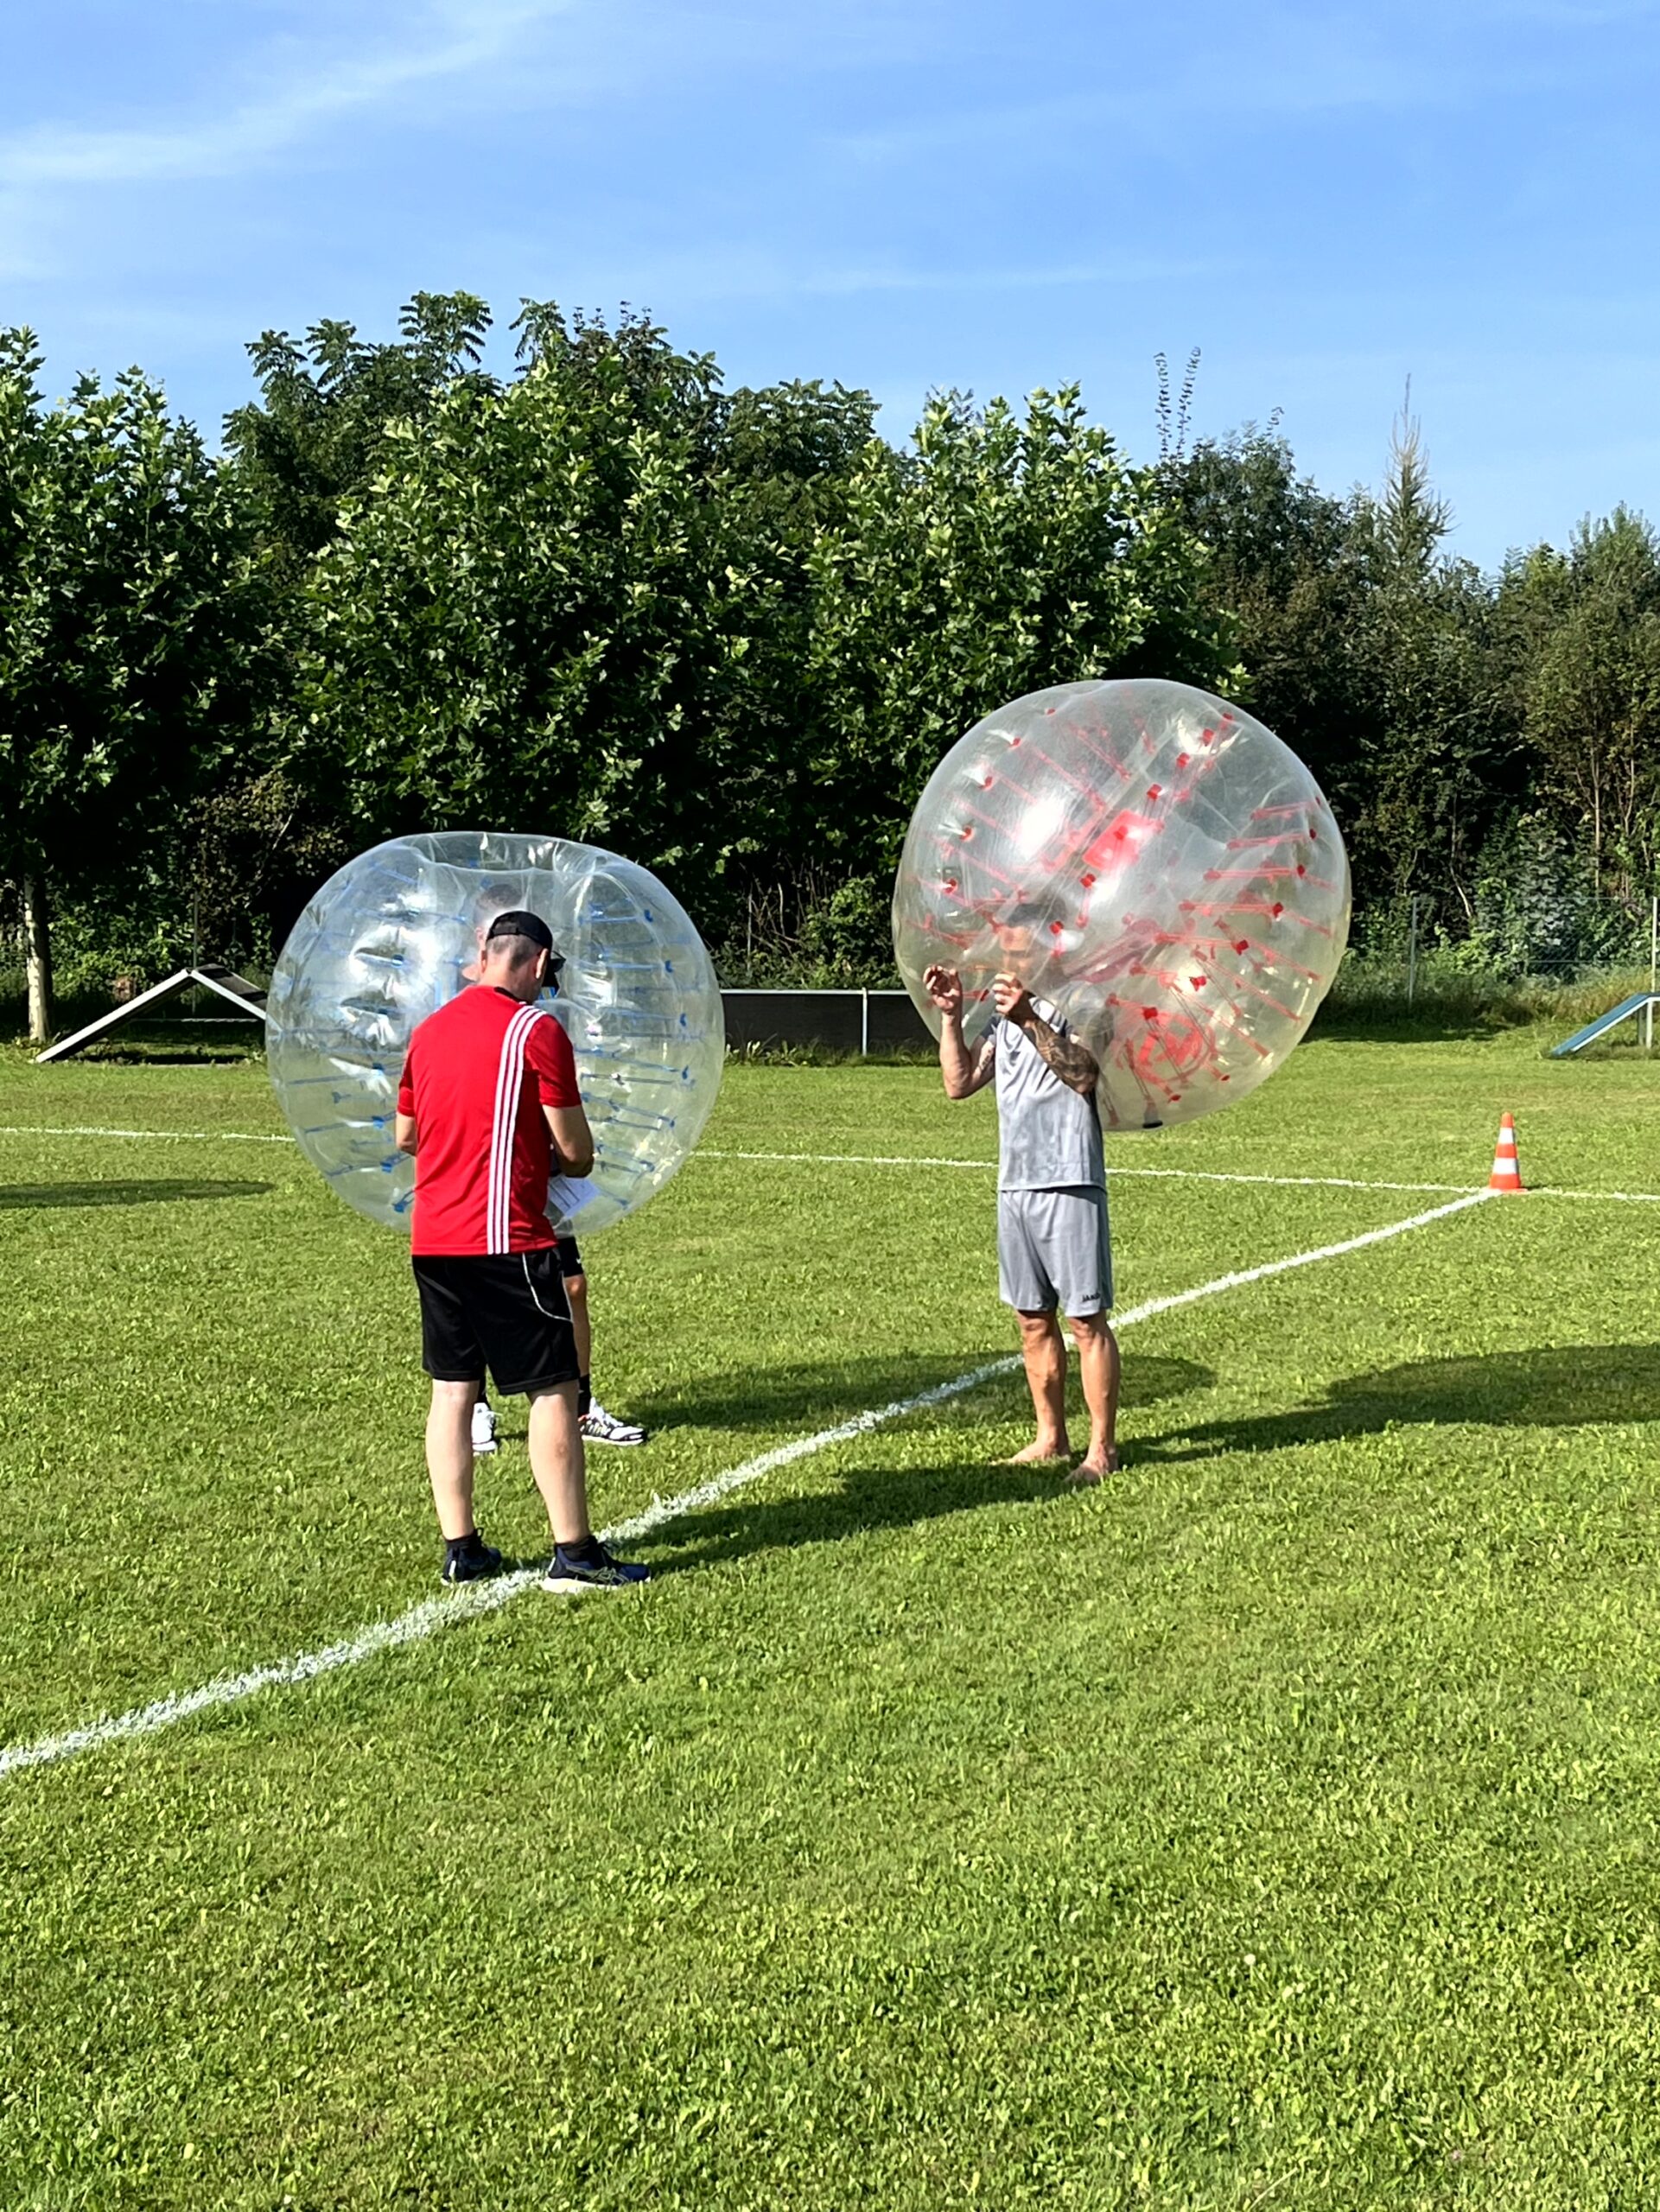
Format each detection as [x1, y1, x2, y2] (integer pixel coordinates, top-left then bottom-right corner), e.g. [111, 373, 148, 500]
[581, 1400, 648, 1446]
[471, 1400, 499, 1456]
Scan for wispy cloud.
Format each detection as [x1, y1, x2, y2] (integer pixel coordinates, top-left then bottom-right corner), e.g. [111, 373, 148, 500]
[534, 236, 1237, 310]
[0, 1, 573, 191]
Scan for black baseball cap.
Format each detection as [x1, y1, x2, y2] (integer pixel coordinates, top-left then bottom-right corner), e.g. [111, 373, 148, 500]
[484, 910, 559, 962]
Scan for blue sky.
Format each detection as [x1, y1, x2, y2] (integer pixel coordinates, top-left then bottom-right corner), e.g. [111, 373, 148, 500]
[3, 0, 1656, 569]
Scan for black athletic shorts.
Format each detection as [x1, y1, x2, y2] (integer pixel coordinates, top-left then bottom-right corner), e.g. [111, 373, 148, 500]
[412, 1249, 582, 1397]
[555, 1231, 582, 1277]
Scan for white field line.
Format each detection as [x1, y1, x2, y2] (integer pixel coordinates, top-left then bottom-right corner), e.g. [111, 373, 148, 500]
[706, 1150, 1660, 1205]
[4, 1123, 1660, 1206]
[1535, 1185, 1660, 1205]
[0, 1189, 1492, 1784]
[0, 1123, 290, 1145]
[702, 1147, 1477, 1197]
[702, 1147, 1660, 1205]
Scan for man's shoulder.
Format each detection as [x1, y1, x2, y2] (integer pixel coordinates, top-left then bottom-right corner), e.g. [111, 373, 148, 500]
[523, 1002, 570, 1058]
[407, 989, 498, 1066]
[412, 991, 474, 1043]
[422, 985, 528, 1033]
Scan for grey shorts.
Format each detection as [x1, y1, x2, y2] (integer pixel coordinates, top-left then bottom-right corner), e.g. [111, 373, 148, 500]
[997, 1185, 1113, 1317]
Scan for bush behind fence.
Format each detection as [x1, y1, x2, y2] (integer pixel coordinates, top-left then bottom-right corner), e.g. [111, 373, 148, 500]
[5, 877, 1660, 1044]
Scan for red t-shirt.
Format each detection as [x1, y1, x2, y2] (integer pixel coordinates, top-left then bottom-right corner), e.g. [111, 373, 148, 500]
[397, 987, 581, 1255]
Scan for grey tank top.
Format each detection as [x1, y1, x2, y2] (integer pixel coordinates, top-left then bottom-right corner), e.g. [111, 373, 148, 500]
[994, 998, 1105, 1192]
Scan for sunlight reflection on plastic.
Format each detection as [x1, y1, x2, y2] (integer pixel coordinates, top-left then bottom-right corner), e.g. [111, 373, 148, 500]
[267, 832, 724, 1233]
[893, 678, 1352, 1129]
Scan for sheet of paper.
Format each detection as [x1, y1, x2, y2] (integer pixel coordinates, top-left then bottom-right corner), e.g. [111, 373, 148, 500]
[547, 1174, 600, 1228]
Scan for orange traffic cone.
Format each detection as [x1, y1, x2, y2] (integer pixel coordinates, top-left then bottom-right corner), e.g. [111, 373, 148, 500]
[1487, 1111, 1524, 1192]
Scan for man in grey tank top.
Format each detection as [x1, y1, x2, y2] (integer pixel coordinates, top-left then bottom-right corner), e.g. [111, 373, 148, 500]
[925, 961, 1120, 1481]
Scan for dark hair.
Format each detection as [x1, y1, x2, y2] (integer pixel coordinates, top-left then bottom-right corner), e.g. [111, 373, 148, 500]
[484, 908, 556, 954]
[995, 899, 1065, 931]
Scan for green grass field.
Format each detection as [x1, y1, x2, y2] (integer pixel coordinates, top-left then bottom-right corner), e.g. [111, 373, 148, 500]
[4, 1027, 1660, 2209]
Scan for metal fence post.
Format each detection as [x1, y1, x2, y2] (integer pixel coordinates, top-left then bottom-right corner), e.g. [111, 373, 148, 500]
[1406, 894, 1421, 1008]
[1649, 896, 1657, 1051]
[861, 988, 869, 1058]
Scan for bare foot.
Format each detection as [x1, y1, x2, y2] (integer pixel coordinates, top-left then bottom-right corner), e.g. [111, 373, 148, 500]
[1001, 1438, 1072, 1465]
[1066, 1447, 1120, 1488]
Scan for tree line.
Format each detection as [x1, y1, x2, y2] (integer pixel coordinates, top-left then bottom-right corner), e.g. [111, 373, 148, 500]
[3, 292, 1657, 1041]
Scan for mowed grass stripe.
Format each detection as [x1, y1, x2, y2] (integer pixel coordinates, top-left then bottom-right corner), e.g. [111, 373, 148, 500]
[0, 1191, 1491, 1784]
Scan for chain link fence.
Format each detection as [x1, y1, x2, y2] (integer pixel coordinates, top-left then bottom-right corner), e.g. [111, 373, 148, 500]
[1342, 887, 1658, 1004]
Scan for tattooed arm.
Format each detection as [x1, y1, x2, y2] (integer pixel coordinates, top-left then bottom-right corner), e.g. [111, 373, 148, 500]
[925, 964, 998, 1099]
[990, 974, 1099, 1096]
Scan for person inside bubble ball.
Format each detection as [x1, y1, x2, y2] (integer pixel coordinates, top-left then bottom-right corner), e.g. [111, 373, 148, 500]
[924, 921, 1120, 1484]
[394, 910, 650, 1592]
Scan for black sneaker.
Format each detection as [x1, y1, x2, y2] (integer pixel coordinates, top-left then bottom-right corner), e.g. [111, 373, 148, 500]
[540, 1541, 651, 1595]
[581, 1400, 649, 1446]
[442, 1536, 504, 1585]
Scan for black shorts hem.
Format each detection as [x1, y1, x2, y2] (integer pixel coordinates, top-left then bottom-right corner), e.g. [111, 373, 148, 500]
[423, 1364, 487, 1383]
[507, 1366, 582, 1399]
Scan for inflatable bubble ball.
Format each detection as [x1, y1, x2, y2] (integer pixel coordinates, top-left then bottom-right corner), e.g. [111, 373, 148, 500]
[894, 678, 1351, 1130]
[267, 832, 725, 1234]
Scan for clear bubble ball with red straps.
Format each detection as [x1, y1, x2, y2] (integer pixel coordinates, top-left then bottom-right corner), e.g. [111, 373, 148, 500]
[893, 678, 1352, 1129]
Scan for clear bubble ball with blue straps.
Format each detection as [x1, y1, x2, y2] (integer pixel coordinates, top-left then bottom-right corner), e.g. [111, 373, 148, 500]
[266, 831, 725, 1234]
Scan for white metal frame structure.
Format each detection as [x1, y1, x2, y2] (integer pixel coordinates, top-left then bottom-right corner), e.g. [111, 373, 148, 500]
[35, 966, 269, 1065]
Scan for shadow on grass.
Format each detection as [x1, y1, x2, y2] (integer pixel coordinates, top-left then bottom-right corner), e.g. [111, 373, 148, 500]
[1138, 1343, 1660, 1462]
[645, 1452, 1066, 1575]
[626, 1351, 1214, 1435]
[76, 1043, 266, 1066]
[482, 1354, 1222, 1571]
[1308, 1004, 1523, 1046]
[0, 1179, 273, 1210]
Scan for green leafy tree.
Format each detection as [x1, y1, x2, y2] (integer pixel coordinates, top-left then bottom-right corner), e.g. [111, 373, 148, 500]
[706, 377, 878, 937]
[1345, 407, 1514, 918]
[0, 330, 271, 1038]
[297, 305, 780, 918]
[805, 385, 1237, 874]
[717, 377, 876, 541]
[1498, 509, 1660, 890]
[1157, 425, 1376, 815]
[211, 293, 505, 963]
[1163, 409, 1516, 922]
[224, 291, 495, 571]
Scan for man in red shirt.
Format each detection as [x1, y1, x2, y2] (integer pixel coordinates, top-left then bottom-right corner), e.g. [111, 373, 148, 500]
[395, 910, 650, 1593]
